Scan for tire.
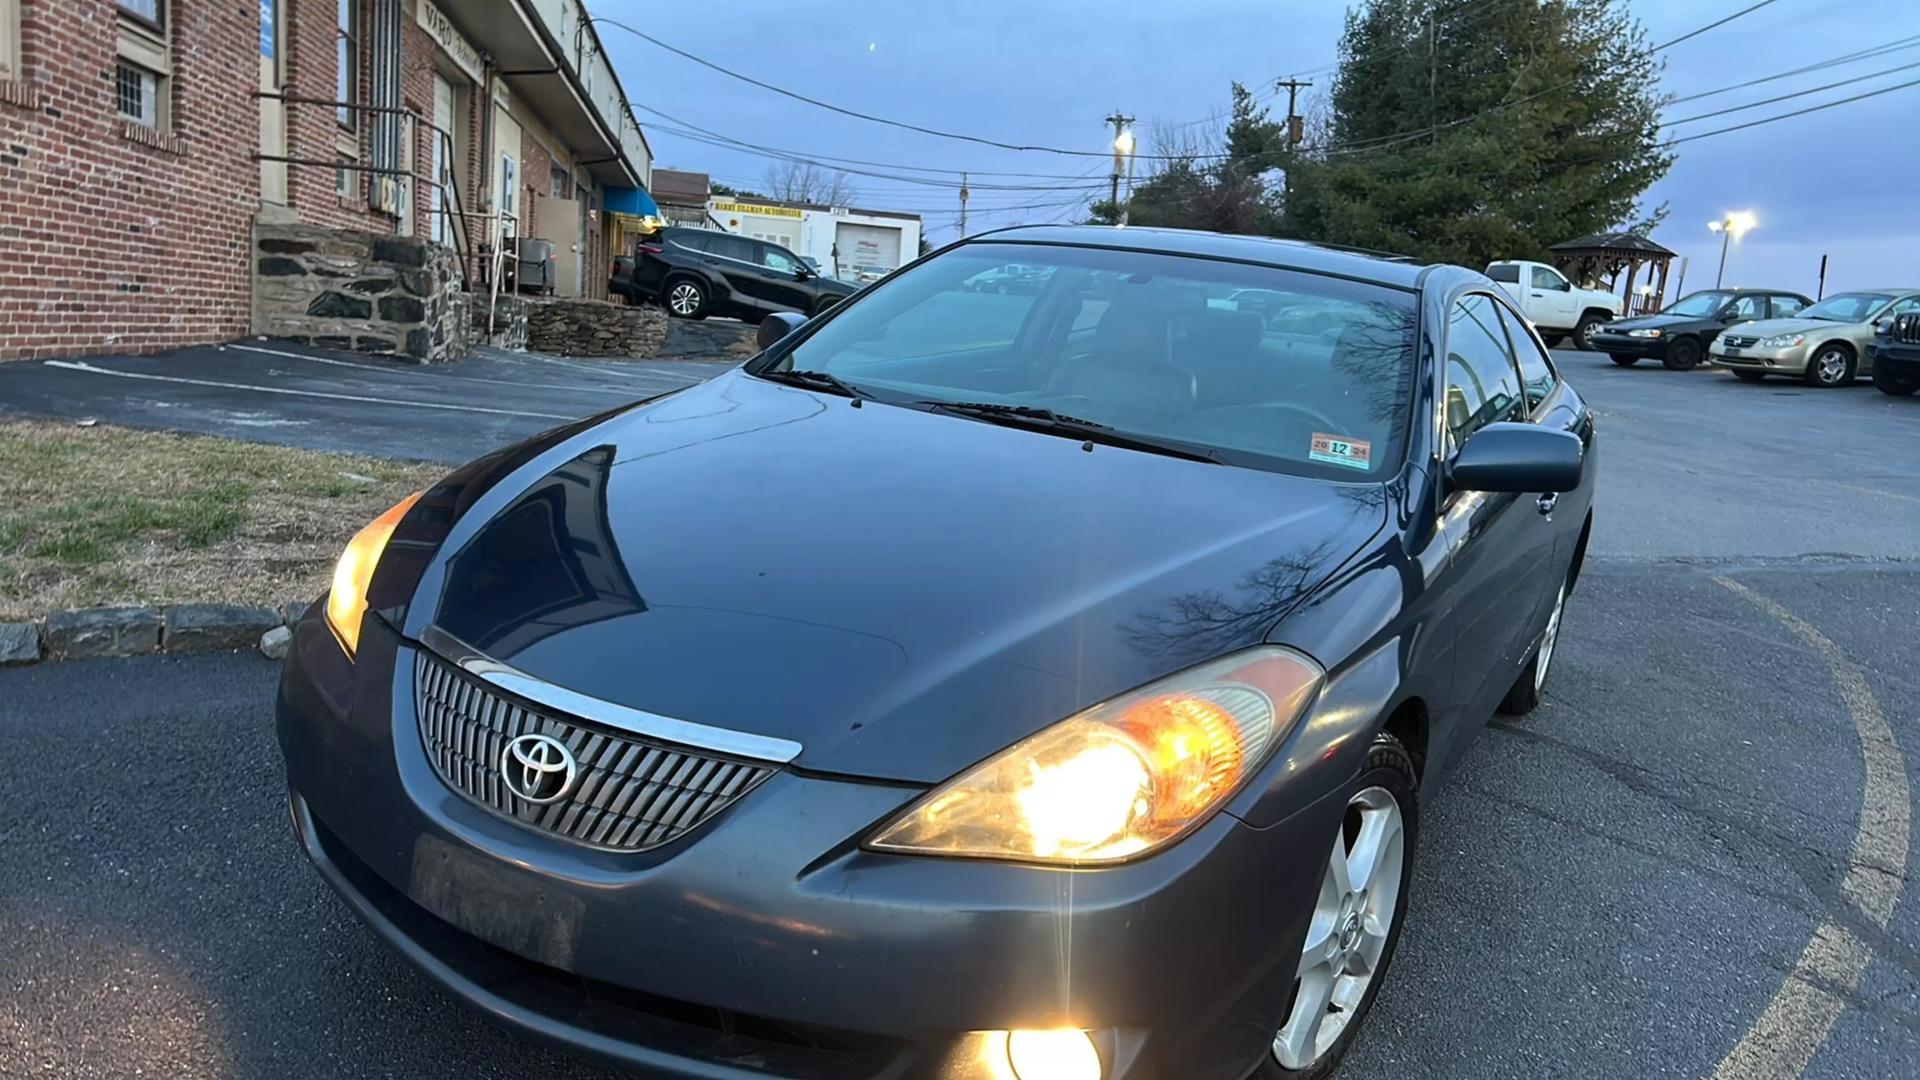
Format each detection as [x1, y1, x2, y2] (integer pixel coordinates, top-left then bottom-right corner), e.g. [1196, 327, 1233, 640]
[1731, 369, 1766, 383]
[812, 296, 841, 317]
[1253, 734, 1418, 1080]
[1609, 354, 1638, 367]
[1573, 312, 1607, 351]
[1499, 578, 1567, 716]
[1662, 336, 1702, 371]
[663, 277, 709, 319]
[1872, 361, 1920, 396]
[1803, 342, 1856, 388]
[1540, 333, 1566, 348]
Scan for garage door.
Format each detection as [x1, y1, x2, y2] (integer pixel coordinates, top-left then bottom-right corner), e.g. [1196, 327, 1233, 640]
[836, 223, 902, 283]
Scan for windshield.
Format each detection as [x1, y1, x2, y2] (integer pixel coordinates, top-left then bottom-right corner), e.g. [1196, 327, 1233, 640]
[1798, 292, 1892, 323]
[770, 242, 1418, 479]
[1664, 291, 1734, 317]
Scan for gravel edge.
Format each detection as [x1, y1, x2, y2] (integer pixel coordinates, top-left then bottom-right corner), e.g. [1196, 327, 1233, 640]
[2, 600, 314, 665]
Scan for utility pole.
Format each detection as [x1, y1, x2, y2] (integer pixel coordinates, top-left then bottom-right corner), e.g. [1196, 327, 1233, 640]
[1428, 8, 1438, 144]
[1105, 111, 1134, 219]
[958, 172, 969, 238]
[1276, 78, 1312, 145]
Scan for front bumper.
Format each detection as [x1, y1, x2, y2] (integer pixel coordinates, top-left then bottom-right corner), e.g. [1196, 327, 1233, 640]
[277, 612, 1338, 1080]
[1587, 332, 1666, 358]
[1868, 340, 1920, 375]
[1710, 342, 1810, 373]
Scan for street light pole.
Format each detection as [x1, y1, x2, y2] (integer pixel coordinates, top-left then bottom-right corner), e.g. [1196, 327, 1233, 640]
[1707, 211, 1757, 288]
[1714, 227, 1731, 289]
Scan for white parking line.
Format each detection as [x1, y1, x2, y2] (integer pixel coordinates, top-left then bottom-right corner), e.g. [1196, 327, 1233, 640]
[517, 352, 712, 385]
[43, 360, 577, 420]
[1709, 577, 1909, 1080]
[226, 344, 646, 398]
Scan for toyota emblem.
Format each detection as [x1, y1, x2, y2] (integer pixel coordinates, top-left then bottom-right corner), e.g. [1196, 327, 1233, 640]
[501, 733, 577, 805]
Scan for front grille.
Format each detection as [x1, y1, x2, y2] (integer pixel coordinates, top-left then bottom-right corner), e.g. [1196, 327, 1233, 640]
[414, 651, 775, 851]
[1721, 335, 1758, 349]
[1893, 313, 1920, 345]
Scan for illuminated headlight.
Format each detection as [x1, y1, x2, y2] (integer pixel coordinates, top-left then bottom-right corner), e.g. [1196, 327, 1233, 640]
[1760, 333, 1805, 347]
[324, 492, 422, 657]
[1626, 328, 1663, 338]
[868, 648, 1322, 864]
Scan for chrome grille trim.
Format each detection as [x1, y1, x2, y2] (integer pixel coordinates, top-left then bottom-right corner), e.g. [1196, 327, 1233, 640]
[413, 648, 778, 852]
[1721, 335, 1758, 349]
[418, 625, 802, 764]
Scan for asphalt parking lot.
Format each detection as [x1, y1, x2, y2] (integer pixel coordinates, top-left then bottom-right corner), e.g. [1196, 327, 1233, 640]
[3, 350, 1918, 1078]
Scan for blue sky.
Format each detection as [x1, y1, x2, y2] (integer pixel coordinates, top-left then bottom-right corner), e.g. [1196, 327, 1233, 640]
[591, 0, 1919, 297]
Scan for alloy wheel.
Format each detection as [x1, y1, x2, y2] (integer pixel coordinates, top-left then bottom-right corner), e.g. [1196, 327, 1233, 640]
[1273, 787, 1407, 1071]
[1535, 583, 1566, 693]
[1578, 321, 1598, 349]
[1814, 349, 1848, 385]
[669, 283, 702, 316]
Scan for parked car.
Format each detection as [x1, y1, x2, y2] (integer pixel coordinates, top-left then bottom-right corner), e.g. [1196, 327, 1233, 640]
[1589, 287, 1814, 370]
[963, 262, 1050, 294]
[611, 227, 857, 320]
[1710, 289, 1920, 387]
[281, 225, 1594, 1080]
[1869, 312, 1920, 397]
[1485, 259, 1622, 350]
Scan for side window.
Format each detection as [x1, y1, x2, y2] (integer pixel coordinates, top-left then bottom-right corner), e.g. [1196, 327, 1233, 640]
[760, 245, 798, 273]
[1495, 304, 1557, 411]
[1530, 266, 1570, 292]
[1444, 295, 1525, 452]
[670, 232, 708, 254]
[1885, 297, 1920, 319]
[1728, 295, 1766, 321]
[707, 235, 755, 263]
[1771, 295, 1807, 318]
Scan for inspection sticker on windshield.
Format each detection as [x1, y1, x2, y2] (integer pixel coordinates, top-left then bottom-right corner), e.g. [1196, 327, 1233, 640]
[1310, 433, 1372, 471]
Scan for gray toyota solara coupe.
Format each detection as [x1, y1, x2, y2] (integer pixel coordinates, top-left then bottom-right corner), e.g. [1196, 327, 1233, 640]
[278, 225, 1596, 1080]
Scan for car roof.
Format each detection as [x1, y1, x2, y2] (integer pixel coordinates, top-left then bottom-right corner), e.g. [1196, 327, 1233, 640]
[959, 224, 1432, 289]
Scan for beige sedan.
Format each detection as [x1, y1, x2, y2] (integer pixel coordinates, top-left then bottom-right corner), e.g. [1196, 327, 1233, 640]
[1711, 289, 1920, 387]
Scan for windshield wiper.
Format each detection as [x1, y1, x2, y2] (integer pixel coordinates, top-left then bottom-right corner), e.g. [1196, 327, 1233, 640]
[924, 401, 1221, 464]
[757, 368, 872, 399]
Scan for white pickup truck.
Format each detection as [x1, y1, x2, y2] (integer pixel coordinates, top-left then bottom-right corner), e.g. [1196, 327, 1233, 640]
[1485, 260, 1623, 351]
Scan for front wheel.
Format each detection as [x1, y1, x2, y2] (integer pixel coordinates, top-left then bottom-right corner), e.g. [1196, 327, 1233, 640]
[1573, 312, 1606, 351]
[1731, 369, 1766, 383]
[1256, 735, 1417, 1080]
[1803, 343, 1856, 388]
[1872, 362, 1920, 396]
[1662, 337, 1702, 371]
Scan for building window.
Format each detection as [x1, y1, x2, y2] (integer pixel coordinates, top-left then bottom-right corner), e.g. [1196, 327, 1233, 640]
[115, 61, 158, 127]
[117, 0, 163, 31]
[1, 0, 21, 83]
[552, 165, 571, 199]
[116, 1, 170, 133]
[337, 0, 360, 129]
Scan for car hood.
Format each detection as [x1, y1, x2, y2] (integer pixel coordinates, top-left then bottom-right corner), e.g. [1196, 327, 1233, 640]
[1729, 317, 1859, 339]
[1603, 313, 1709, 332]
[401, 372, 1388, 783]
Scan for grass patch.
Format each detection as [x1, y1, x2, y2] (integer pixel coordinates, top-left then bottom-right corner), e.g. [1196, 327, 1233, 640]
[0, 420, 445, 620]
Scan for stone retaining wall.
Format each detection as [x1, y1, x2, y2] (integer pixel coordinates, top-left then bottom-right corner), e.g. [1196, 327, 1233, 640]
[525, 297, 669, 357]
[251, 223, 471, 361]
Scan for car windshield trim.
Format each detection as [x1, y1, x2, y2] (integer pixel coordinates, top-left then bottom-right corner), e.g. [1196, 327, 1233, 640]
[1799, 293, 1892, 322]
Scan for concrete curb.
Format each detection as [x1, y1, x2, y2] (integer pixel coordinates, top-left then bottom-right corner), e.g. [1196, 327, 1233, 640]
[1, 600, 312, 666]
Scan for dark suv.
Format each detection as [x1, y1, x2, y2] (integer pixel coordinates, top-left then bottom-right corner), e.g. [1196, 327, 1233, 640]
[611, 227, 857, 321]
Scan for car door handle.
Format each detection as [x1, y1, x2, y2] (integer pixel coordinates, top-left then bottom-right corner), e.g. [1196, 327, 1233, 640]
[1532, 291, 1546, 297]
[1537, 493, 1557, 516]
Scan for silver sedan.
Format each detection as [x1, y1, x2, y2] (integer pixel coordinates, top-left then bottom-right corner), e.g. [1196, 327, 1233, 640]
[1711, 290, 1920, 387]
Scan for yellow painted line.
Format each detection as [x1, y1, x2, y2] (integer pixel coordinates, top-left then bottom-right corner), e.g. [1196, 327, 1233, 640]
[1709, 577, 1909, 1079]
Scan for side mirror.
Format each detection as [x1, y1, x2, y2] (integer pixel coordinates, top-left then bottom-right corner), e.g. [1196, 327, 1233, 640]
[1450, 423, 1584, 494]
[757, 311, 808, 351]
[794, 264, 814, 281]
[1872, 317, 1889, 333]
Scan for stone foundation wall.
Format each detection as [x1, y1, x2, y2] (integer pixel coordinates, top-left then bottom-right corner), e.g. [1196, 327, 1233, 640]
[471, 293, 530, 351]
[525, 298, 670, 358]
[251, 224, 469, 361]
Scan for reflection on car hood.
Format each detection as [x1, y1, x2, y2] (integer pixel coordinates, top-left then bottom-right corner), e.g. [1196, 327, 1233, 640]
[418, 372, 1387, 783]
[1727, 317, 1858, 339]
[1602, 313, 1704, 331]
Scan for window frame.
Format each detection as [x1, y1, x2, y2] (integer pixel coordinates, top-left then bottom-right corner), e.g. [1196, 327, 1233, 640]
[337, 0, 361, 132]
[759, 243, 800, 273]
[1491, 296, 1560, 416]
[114, 1, 170, 132]
[1769, 294, 1807, 319]
[1726, 294, 1768, 322]
[1438, 290, 1530, 461]
[1, 0, 21, 84]
[1530, 265, 1571, 292]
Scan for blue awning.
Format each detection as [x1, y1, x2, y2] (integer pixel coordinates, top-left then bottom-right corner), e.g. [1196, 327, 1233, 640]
[604, 185, 662, 219]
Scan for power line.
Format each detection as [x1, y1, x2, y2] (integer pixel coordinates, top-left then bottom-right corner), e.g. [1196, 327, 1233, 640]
[1666, 73, 1920, 144]
[1666, 33, 1920, 104]
[1655, 0, 1783, 52]
[1664, 58, 1920, 126]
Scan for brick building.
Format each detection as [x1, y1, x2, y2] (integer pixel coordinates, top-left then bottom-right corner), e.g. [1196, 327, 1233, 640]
[0, 0, 656, 360]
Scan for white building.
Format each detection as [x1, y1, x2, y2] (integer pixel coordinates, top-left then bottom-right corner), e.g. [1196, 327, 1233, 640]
[706, 198, 923, 284]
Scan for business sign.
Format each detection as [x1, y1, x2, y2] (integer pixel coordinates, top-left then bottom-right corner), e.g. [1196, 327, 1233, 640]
[713, 200, 803, 220]
[416, 0, 483, 83]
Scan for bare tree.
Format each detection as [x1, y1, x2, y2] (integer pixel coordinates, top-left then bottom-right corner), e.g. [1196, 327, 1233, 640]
[760, 161, 856, 206]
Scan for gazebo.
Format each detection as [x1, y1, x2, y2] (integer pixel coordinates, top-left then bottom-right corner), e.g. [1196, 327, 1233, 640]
[1549, 232, 1679, 316]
